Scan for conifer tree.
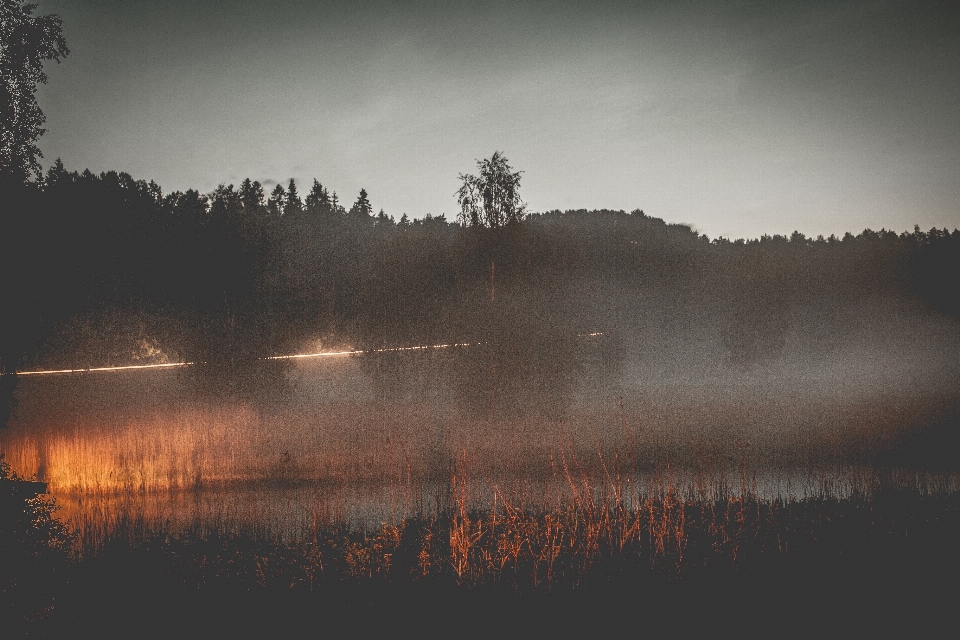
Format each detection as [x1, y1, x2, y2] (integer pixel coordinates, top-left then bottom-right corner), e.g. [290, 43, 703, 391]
[349, 188, 373, 218]
[240, 178, 264, 213]
[267, 183, 286, 217]
[305, 178, 330, 215]
[284, 178, 302, 216]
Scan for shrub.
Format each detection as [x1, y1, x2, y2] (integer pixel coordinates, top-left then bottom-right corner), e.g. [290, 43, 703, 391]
[0, 454, 74, 627]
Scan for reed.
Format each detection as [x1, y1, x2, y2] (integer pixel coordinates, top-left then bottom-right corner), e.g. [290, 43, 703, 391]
[56, 452, 960, 588]
[6, 446, 960, 636]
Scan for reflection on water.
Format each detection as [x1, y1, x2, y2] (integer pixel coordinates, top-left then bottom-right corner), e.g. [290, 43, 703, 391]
[49, 465, 960, 543]
[3, 357, 959, 542]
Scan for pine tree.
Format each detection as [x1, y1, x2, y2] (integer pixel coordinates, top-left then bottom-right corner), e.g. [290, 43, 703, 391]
[284, 178, 302, 216]
[349, 188, 373, 218]
[305, 178, 331, 216]
[43, 157, 69, 188]
[267, 183, 286, 218]
[240, 178, 265, 214]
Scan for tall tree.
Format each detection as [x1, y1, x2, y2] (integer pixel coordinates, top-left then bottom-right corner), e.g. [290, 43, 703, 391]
[349, 187, 372, 218]
[284, 178, 302, 216]
[305, 178, 331, 216]
[1, 0, 68, 184]
[1, 2, 67, 426]
[456, 151, 525, 228]
[240, 177, 264, 214]
[455, 152, 526, 303]
[267, 183, 286, 218]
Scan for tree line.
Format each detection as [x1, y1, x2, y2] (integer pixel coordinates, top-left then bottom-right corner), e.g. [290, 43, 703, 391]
[2, 1, 958, 423]
[1, 163, 957, 396]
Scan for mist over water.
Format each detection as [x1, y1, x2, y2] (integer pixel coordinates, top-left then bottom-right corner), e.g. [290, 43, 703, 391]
[4, 170, 960, 536]
[7, 5, 960, 630]
[4, 284, 959, 534]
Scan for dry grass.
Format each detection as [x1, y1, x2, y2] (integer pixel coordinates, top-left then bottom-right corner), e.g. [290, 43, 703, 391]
[33, 437, 955, 594]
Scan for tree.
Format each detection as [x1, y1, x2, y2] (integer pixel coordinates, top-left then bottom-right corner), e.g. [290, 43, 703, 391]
[0, 0, 70, 427]
[305, 178, 331, 216]
[267, 183, 286, 218]
[1, 0, 69, 184]
[330, 191, 343, 214]
[456, 151, 525, 228]
[455, 152, 526, 304]
[349, 187, 372, 218]
[1, 3, 68, 425]
[284, 178, 302, 216]
[240, 177, 264, 214]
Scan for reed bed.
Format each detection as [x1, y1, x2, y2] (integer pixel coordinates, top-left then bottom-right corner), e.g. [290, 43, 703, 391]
[1, 404, 433, 494]
[53, 444, 960, 584]
[5, 446, 960, 637]
[6, 396, 956, 509]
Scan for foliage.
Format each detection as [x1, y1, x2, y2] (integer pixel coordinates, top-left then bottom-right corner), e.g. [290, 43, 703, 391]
[0, 0, 68, 183]
[349, 187, 373, 218]
[0, 454, 73, 628]
[456, 151, 526, 228]
[1, 160, 958, 405]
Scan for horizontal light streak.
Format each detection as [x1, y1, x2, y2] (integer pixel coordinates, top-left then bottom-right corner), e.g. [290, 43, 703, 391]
[265, 350, 356, 360]
[265, 343, 473, 361]
[14, 335, 601, 376]
[17, 362, 194, 376]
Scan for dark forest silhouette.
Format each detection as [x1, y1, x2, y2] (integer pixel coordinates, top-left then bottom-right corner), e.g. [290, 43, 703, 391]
[5, 5, 960, 635]
[1, 0, 959, 425]
[1, 160, 959, 418]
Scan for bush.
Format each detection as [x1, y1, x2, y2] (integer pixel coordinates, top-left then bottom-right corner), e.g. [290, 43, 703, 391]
[0, 454, 74, 629]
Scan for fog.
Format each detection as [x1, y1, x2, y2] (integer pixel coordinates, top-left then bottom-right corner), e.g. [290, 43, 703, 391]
[5, 285, 958, 507]
[4, 184, 959, 526]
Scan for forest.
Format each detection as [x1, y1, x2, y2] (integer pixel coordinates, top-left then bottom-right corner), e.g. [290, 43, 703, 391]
[4, 165, 960, 636]
[6, 2, 960, 635]
[2, 163, 959, 419]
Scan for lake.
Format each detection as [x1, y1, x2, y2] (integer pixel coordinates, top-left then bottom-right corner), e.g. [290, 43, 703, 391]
[3, 349, 959, 541]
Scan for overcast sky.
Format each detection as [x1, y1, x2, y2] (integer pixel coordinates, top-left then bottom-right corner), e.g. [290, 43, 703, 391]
[33, 0, 960, 239]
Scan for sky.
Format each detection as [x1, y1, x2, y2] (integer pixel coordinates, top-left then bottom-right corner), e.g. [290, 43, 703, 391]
[31, 0, 960, 240]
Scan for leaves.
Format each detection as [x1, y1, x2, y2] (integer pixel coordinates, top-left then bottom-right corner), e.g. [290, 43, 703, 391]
[456, 151, 526, 228]
[1, 0, 69, 183]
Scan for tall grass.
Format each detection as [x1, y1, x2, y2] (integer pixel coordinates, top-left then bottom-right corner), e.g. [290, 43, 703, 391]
[44, 438, 958, 585]
[4, 400, 959, 555]
[6, 436, 960, 637]
[1, 404, 422, 494]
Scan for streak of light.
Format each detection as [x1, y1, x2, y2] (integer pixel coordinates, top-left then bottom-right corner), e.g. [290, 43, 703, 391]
[16, 362, 194, 376]
[265, 343, 474, 361]
[13, 336, 601, 376]
[264, 350, 356, 360]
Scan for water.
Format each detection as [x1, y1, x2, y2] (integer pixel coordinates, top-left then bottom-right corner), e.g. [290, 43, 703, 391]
[3, 355, 958, 540]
